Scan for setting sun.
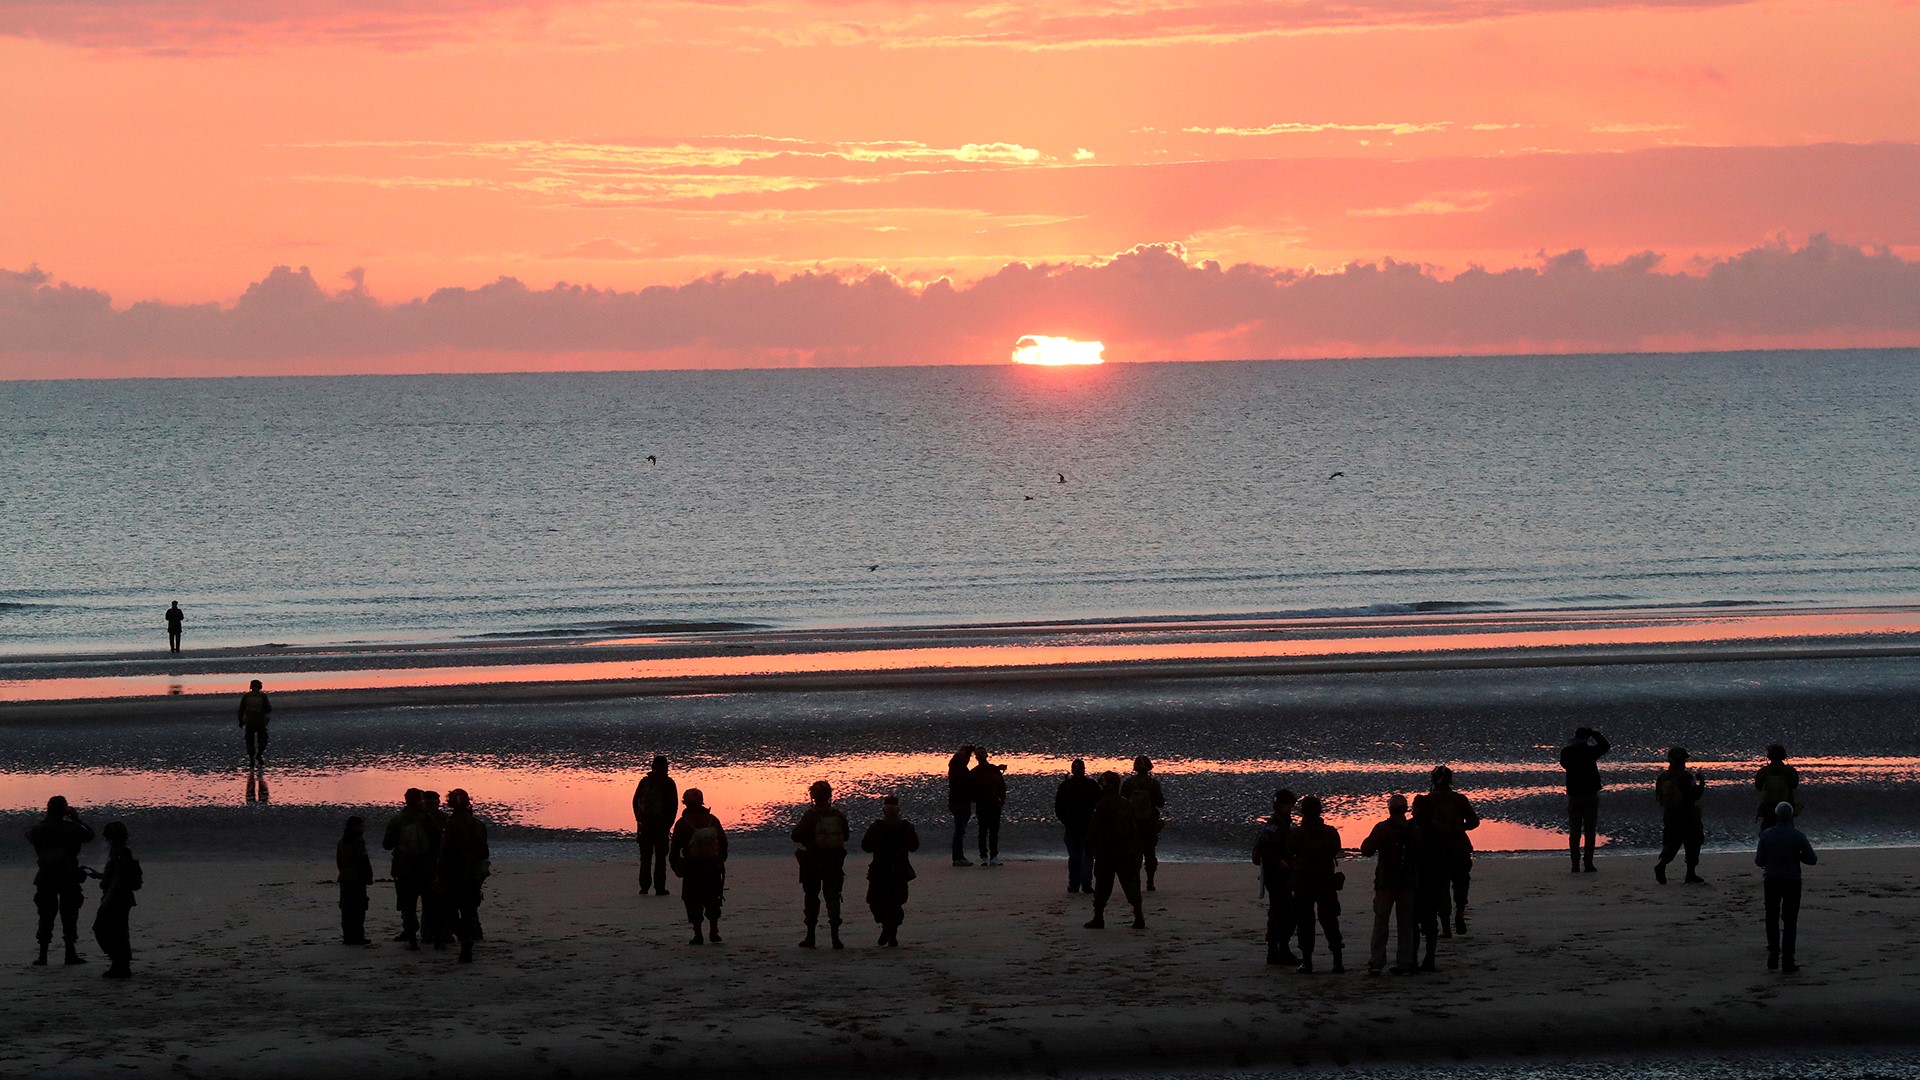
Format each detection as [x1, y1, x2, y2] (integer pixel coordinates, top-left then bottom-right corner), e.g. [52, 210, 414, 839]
[1010, 335, 1106, 366]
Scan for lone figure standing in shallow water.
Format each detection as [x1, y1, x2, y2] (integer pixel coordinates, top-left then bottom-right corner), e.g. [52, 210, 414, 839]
[165, 601, 184, 653]
[237, 680, 271, 769]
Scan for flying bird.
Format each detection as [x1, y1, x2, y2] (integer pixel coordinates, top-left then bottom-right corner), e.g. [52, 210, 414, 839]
[646, 455, 657, 465]
[1328, 471, 1345, 480]
[868, 565, 879, 572]
[1024, 495, 1035, 501]
[1057, 473, 1067, 484]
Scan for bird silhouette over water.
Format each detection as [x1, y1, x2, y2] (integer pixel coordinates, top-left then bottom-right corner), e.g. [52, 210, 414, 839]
[869, 565, 880, 572]
[1328, 471, 1345, 480]
[1058, 473, 1067, 484]
[647, 455, 657, 465]
[1024, 495, 1035, 501]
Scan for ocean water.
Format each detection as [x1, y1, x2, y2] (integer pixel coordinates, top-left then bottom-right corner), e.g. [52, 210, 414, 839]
[4, 349, 1919, 654]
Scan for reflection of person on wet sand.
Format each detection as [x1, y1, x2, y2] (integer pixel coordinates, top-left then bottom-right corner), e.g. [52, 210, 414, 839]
[670, 788, 728, 945]
[236, 680, 271, 769]
[165, 601, 184, 653]
[246, 773, 269, 804]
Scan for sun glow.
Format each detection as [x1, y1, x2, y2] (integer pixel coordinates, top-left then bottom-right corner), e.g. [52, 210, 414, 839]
[1010, 335, 1106, 365]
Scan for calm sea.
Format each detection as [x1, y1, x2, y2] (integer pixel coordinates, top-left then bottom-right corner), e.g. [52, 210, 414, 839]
[4, 350, 1919, 654]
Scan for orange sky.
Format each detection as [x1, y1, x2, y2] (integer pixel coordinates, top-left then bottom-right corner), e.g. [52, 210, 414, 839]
[3, 0, 1918, 374]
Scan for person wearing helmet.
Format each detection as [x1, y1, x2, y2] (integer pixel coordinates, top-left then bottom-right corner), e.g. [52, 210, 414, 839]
[1120, 756, 1167, 890]
[1654, 747, 1707, 885]
[792, 780, 852, 949]
[670, 789, 729, 945]
[26, 795, 95, 967]
[1755, 801, 1817, 972]
[1411, 765, 1479, 935]
[436, 789, 490, 963]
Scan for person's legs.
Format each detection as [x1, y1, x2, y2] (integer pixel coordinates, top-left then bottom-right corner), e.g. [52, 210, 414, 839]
[1294, 895, 1318, 963]
[951, 805, 972, 864]
[1088, 856, 1115, 926]
[1580, 800, 1599, 867]
[1319, 891, 1344, 970]
[823, 868, 845, 946]
[34, 885, 57, 950]
[1451, 855, 1471, 932]
[1763, 879, 1782, 962]
[1065, 829, 1087, 890]
[1683, 821, 1704, 881]
[1780, 880, 1802, 967]
[801, 871, 822, 940]
[1368, 891, 1392, 972]
[977, 804, 1000, 861]
[1142, 828, 1159, 889]
[1266, 885, 1297, 962]
[1394, 892, 1418, 972]
[1655, 816, 1682, 882]
[645, 826, 671, 893]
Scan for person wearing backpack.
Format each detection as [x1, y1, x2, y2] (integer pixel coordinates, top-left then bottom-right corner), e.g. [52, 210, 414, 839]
[669, 789, 728, 945]
[236, 679, 272, 770]
[792, 780, 852, 949]
[632, 756, 679, 897]
[1251, 789, 1297, 967]
[970, 748, 1008, 867]
[1654, 747, 1707, 885]
[861, 794, 920, 947]
[381, 789, 433, 949]
[1411, 766, 1479, 935]
[92, 821, 142, 979]
[1755, 745, 1801, 830]
[1359, 794, 1421, 975]
[337, 816, 373, 946]
[1119, 756, 1166, 890]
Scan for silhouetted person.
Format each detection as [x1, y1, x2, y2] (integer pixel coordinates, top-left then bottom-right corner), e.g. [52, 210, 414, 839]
[1654, 747, 1707, 885]
[381, 788, 432, 949]
[947, 746, 976, 866]
[165, 601, 184, 653]
[237, 679, 271, 769]
[1756, 802, 1816, 972]
[1412, 765, 1479, 935]
[1409, 796, 1448, 971]
[792, 780, 851, 949]
[632, 755, 678, 897]
[861, 795, 920, 946]
[91, 821, 141, 978]
[1084, 771, 1145, 930]
[421, 789, 454, 945]
[971, 748, 1008, 867]
[1560, 727, 1610, 872]
[1120, 756, 1166, 890]
[437, 789, 489, 964]
[1252, 789, 1297, 966]
[1055, 759, 1103, 893]
[1360, 794, 1420, 975]
[1756, 745, 1801, 830]
[337, 816, 372, 946]
[1288, 795, 1344, 974]
[26, 795, 93, 967]
[669, 788, 728, 944]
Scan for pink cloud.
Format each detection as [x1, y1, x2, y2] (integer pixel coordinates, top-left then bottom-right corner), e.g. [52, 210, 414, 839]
[0, 0, 1759, 51]
[3, 236, 1916, 377]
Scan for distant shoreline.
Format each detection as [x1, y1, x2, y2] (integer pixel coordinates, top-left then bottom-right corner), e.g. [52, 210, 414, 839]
[4, 602, 1918, 716]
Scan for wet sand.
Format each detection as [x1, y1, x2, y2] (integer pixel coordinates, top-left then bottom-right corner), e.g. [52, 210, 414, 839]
[5, 604, 1920, 715]
[2, 849, 1916, 1078]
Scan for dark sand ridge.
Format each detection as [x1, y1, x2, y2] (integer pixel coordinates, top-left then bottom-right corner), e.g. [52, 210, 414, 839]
[4, 603, 1920, 716]
[1, 851, 1915, 1078]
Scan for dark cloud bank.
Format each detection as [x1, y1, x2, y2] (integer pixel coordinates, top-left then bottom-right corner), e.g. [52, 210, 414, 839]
[3, 236, 1918, 377]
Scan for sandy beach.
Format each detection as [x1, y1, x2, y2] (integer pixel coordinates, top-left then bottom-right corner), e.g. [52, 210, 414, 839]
[2, 849, 1916, 1078]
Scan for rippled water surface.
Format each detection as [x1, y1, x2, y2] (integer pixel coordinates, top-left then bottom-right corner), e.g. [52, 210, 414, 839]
[6, 350, 1919, 653]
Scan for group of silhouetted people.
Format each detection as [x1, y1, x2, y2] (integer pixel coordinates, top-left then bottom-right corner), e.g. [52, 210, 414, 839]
[25, 731, 1822, 978]
[24, 797, 142, 977]
[362, 787, 491, 962]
